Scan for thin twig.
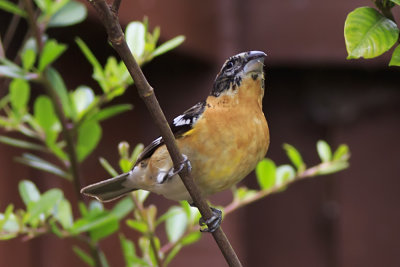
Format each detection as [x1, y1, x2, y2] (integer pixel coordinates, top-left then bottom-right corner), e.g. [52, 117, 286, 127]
[86, 1, 242, 266]
[3, 0, 23, 52]
[22, 0, 43, 52]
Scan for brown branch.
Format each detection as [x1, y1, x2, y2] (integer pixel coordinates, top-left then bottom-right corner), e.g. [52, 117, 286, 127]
[22, 0, 43, 52]
[86, 1, 242, 266]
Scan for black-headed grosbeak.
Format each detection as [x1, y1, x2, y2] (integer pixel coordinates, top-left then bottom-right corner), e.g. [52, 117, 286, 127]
[81, 51, 269, 230]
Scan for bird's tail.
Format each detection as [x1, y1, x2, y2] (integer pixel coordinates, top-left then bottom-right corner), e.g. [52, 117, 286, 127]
[80, 172, 136, 202]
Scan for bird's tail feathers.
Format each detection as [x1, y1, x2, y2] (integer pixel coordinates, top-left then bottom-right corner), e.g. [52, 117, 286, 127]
[81, 172, 136, 202]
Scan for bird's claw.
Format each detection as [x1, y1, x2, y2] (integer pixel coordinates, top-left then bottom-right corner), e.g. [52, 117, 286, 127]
[199, 207, 222, 233]
[168, 154, 192, 177]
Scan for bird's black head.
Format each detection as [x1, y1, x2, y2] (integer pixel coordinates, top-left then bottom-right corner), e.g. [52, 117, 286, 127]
[211, 51, 266, 97]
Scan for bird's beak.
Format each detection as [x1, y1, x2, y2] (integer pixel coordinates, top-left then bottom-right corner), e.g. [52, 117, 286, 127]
[244, 51, 266, 75]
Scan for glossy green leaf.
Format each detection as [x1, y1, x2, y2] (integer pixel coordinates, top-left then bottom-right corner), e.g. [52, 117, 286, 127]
[333, 144, 350, 161]
[119, 158, 132, 173]
[0, 210, 19, 239]
[10, 79, 30, 114]
[345, 7, 399, 59]
[131, 143, 144, 163]
[16, 153, 71, 180]
[21, 49, 36, 70]
[48, 0, 87, 27]
[92, 104, 133, 122]
[120, 234, 148, 266]
[126, 219, 148, 234]
[165, 206, 187, 243]
[99, 157, 118, 176]
[390, 0, 400, 5]
[155, 207, 181, 227]
[125, 22, 146, 59]
[0, 0, 26, 17]
[71, 86, 95, 119]
[0, 204, 15, 231]
[283, 143, 305, 170]
[235, 187, 257, 201]
[73, 246, 95, 267]
[255, 158, 276, 190]
[152, 35, 185, 58]
[54, 199, 73, 229]
[0, 135, 45, 151]
[136, 190, 150, 203]
[76, 120, 101, 162]
[317, 140, 332, 162]
[38, 39, 67, 71]
[26, 189, 63, 223]
[45, 67, 73, 118]
[110, 197, 134, 219]
[18, 180, 40, 206]
[275, 165, 295, 187]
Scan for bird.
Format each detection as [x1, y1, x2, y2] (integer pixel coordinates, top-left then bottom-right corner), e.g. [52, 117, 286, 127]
[81, 51, 270, 232]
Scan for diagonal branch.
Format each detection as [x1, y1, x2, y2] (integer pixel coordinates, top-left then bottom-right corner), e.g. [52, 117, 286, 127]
[86, 0, 242, 266]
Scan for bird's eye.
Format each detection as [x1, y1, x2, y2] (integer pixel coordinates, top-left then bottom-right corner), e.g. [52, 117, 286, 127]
[225, 61, 234, 70]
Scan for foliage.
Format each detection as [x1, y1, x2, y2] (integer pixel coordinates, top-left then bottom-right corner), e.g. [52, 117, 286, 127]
[0, 0, 350, 266]
[344, 0, 400, 66]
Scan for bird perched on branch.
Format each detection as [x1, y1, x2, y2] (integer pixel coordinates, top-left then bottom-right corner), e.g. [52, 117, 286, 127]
[81, 51, 269, 232]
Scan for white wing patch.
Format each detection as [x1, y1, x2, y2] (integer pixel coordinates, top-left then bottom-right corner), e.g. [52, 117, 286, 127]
[173, 115, 192, 126]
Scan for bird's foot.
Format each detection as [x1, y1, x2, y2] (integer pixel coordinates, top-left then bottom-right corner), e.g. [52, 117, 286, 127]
[199, 207, 222, 233]
[167, 154, 192, 177]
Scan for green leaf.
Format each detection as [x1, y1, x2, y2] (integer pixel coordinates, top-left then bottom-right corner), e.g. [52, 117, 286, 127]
[76, 120, 101, 162]
[131, 143, 144, 163]
[75, 37, 103, 75]
[99, 157, 118, 176]
[71, 212, 117, 235]
[165, 206, 187, 243]
[38, 40, 67, 71]
[317, 161, 349, 175]
[120, 234, 143, 267]
[72, 246, 95, 267]
[234, 187, 257, 202]
[275, 165, 295, 187]
[0, 0, 27, 17]
[389, 44, 400, 66]
[54, 199, 73, 229]
[344, 7, 399, 59]
[180, 231, 201, 246]
[10, 78, 30, 114]
[317, 140, 332, 162]
[119, 158, 132, 173]
[164, 244, 182, 266]
[283, 143, 305, 170]
[71, 86, 95, 119]
[152, 35, 185, 58]
[34, 95, 60, 142]
[0, 204, 15, 230]
[125, 21, 146, 59]
[155, 207, 181, 227]
[0, 209, 19, 239]
[0, 135, 45, 151]
[48, 0, 87, 27]
[26, 188, 63, 224]
[0, 59, 32, 79]
[110, 197, 134, 220]
[90, 216, 119, 242]
[91, 104, 133, 122]
[21, 49, 36, 70]
[255, 158, 276, 190]
[333, 144, 350, 161]
[45, 67, 73, 118]
[16, 153, 71, 180]
[136, 190, 150, 203]
[126, 219, 148, 234]
[18, 180, 40, 206]
[390, 0, 400, 5]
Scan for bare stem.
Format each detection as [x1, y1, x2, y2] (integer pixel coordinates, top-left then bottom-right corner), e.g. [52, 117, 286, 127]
[22, 0, 43, 52]
[86, 1, 242, 266]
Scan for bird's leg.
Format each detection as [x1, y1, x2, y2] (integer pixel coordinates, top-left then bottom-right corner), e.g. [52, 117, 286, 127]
[194, 206, 222, 233]
[167, 154, 192, 177]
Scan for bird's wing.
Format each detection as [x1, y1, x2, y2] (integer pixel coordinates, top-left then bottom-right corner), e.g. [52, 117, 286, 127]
[135, 101, 206, 164]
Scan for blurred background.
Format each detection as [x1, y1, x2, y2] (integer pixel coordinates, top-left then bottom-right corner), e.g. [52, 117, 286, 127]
[1, 0, 400, 266]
